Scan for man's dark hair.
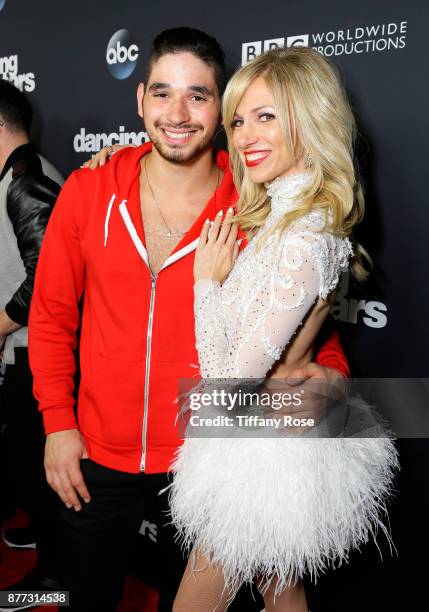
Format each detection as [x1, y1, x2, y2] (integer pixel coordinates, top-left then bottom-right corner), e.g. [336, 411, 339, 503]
[0, 80, 33, 134]
[146, 27, 227, 97]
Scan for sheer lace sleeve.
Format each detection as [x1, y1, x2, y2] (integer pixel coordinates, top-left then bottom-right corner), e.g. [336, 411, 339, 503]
[194, 225, 352, 379]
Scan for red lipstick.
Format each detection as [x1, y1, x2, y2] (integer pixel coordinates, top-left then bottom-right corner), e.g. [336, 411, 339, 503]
[244, 150, 271, 167]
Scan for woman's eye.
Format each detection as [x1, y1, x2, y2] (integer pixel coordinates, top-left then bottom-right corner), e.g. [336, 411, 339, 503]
[231, 119, 243, 128]
[259, 113, 275, 122]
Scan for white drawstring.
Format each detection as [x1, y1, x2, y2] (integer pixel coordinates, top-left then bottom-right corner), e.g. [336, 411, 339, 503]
[104, 194, 116, 247]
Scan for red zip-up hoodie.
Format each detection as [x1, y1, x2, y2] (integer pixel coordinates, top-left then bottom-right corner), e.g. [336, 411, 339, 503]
[29, 143, 349, 474]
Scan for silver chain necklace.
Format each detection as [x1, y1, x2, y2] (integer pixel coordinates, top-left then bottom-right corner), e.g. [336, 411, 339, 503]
[144, 156, 220, 238]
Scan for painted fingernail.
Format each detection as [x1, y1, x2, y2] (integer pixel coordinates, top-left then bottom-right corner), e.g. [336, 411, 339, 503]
[237, 239, 243, 245]
[84, 497, 91, 503]
[74, 506, 82, 512]
[228, 207, 234, 214]
[217, 210, 223, 216]
[65, 503, 72, 509]
[205, 218, 211, 224]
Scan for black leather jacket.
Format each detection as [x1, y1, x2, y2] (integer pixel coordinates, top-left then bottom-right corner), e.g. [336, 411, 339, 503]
[1, 144, 61, 326]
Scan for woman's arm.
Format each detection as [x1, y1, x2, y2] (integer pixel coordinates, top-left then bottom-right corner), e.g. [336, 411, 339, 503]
[194, 226, 348, 379]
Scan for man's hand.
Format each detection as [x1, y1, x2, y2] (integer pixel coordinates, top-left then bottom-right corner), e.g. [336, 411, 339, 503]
[262, 363, 349, 435]
[284, 362, 349, 428]
[289, 362, 348, 389]
[44, 429, 91, 511]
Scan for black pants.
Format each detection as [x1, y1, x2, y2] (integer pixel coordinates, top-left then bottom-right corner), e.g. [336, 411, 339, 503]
[0, 347, 61, 578]
[60, 458, 187, 612]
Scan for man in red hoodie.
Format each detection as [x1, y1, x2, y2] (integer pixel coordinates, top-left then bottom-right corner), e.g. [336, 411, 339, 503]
[29, 27, 350, 612]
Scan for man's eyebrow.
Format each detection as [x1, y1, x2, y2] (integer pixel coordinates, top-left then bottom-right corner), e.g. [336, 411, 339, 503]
[188, 85, 214, 96]
[147, 83, 215, 96]
[148, 82, 170, 91]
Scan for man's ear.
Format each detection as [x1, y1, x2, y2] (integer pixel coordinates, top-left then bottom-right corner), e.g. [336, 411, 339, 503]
[137, 83, 145, 119]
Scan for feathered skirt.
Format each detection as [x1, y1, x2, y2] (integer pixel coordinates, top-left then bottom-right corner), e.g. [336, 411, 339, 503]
[168, 394, 399, 597]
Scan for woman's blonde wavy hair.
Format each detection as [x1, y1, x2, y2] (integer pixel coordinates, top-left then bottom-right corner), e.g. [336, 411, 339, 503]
[222, 46, 369, 280]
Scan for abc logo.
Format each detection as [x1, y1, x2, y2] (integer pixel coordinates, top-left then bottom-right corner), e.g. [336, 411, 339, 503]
[106, 29, 139, 80]
[0, 0, 6, 11]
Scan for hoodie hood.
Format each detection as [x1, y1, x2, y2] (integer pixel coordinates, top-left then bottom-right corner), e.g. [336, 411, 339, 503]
[103, 142, 238, 254]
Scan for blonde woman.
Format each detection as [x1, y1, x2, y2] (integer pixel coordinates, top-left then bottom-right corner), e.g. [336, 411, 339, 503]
[169, 47, 399, 612]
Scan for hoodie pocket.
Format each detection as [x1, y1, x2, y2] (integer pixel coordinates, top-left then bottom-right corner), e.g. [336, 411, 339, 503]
[79, 353, 144, 448]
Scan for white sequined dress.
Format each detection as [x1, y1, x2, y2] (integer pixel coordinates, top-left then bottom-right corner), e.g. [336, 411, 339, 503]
[169, 172, 399, 595]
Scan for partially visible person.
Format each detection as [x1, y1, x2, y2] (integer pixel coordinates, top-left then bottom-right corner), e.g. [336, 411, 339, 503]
[0, 79, 63, 605]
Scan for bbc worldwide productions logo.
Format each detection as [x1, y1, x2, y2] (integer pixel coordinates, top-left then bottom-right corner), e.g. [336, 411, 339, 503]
[106, 29, 139, 80]
[242, 21, 407, 64]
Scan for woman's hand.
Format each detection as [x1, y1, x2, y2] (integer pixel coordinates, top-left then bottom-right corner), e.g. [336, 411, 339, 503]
[80, 144, 132, 169]
[194, 207, 240, 284]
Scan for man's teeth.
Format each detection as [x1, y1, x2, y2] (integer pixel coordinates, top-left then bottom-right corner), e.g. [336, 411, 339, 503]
[164, 130, 193, 140]
[246, 152, 269, 161]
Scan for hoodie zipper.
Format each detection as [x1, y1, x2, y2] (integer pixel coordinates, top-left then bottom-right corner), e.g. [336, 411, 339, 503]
[141, 271, 157, 471]
[117, 198, 205, 472]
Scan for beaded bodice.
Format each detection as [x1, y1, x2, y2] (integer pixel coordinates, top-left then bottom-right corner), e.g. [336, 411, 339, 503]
[194, 172, 352, 378]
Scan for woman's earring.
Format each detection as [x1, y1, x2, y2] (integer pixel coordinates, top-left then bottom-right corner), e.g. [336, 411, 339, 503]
[304, 150, 313, 168]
